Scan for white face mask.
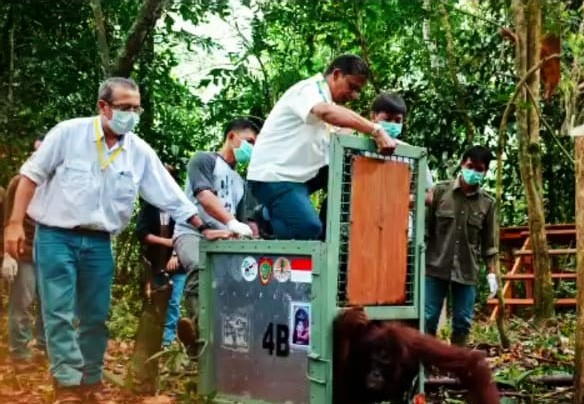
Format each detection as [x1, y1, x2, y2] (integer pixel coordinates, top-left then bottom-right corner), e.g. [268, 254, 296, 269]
[109, 109, 140, 135]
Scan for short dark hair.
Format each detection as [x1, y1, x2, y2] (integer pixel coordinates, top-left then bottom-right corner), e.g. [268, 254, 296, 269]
[371, 92, 407, 115]
[324, 54, 369, 77]
[462, 145, 494, 167]
[98, 77, 139, 102]
[223, 118, 260, 141]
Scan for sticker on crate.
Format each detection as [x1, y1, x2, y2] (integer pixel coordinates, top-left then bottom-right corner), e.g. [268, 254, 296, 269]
[240, 256, 258, 282]
[259, 257, 273, 285]
[290, 257, 312, 283]
[221, 311, 251, 353]
[273, 257, 291, 283]
[289, 301, 310, 350]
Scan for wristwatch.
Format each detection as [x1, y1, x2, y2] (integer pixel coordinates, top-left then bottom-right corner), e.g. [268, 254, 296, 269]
[371, 123, 383, 136]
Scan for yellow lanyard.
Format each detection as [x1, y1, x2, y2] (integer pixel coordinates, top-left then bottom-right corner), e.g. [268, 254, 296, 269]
[316, 80, 333, 135]
[94, 118, 123, 171]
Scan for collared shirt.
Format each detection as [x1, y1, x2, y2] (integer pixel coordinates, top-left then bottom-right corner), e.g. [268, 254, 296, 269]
[425, 178, 498, 285]
[21, 116, 198, 234]
[247, 73, 332, 183]
[174, 151, 245, 238]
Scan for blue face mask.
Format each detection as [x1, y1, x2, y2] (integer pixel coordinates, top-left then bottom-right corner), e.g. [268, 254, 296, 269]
[109, 110, 140, 135]
[234, 140, 253, 164]
[380, 121, 403, 138]
[461, 167, 485, 186]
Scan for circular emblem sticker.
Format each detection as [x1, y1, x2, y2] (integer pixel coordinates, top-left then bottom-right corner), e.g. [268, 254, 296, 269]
[273, 257, 291, 283]
[241, 257, 258, 282]
[258, 258, 273, 286]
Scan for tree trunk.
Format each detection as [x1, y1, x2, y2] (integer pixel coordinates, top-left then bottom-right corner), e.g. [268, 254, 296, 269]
[572, 3, 584, 403]
[111, 0, 168, 77]
[512, 0, 553, 322]
[90, 0, 111, 76]
[575, 135, 584, 403]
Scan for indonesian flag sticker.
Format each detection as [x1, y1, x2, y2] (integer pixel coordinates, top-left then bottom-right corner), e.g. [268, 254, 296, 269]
[290, 257, 312, 284]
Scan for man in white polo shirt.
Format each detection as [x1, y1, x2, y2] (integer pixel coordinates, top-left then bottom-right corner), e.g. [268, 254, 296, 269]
[247, 54, 396, 240]
[4, 77, 231, 403]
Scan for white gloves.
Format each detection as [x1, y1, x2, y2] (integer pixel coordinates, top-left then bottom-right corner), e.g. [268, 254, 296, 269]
[227, 219, 253, 237]
[487, 273, 498, 298]
[2, 253, 18, 283]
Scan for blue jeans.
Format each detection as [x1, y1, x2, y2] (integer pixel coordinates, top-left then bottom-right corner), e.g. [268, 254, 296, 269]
[424, 275, 476, 341]
[8, 261, 45, 360]
[154, 272, 186, 347]
[35, 225, 114, 387]
[249, 179, 325, 240]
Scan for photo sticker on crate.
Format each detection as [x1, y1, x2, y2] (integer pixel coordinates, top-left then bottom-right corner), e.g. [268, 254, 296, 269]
[221, 311, 251, 353]
[273, 257, 291, 283]
[289, 302, 310, 350]
[240, 256, 258, 282]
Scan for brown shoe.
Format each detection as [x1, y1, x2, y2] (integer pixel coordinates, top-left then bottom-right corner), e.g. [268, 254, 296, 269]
[178, 317, 201, 358]
[82, 382, 110, 403]
[52, 384, 83, 404]
[11, 357, 37, 372]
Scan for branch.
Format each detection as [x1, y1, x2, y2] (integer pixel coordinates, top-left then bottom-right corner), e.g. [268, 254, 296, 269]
[111, 0, 168, 77]
[438, 2, 476, 143]
[90, 0, 111, 75]
[351, 0, 379, 92]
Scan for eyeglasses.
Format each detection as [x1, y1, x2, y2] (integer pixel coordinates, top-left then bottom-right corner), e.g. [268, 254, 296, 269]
[109, 102, 143, 114]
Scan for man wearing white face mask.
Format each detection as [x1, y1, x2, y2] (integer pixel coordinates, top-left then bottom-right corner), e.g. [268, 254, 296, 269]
[173, 118, 259, 356]
[3, 77, 232, 403]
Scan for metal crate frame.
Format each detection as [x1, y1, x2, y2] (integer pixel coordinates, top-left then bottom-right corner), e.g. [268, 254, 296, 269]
[198, 134, 428, 403]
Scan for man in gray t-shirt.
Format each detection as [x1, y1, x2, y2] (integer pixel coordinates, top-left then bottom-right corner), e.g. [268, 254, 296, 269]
[174, 118, 259, 355]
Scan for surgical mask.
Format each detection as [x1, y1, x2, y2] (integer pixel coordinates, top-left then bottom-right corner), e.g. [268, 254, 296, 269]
[461, 167, 485, 186]
[109, 110, 139, 135]
[380, 121, 403, 138]
[234, 140, 253, 164]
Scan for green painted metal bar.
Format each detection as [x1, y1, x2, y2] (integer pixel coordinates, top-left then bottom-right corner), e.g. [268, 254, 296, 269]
[364, 306, 420, 320]
[198, 248, 215, 398]
[337, 134, 426, 159]
[199, 239, 322, 254]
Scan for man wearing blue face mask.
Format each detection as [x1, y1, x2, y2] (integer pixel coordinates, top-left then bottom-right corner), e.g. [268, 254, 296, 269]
[370, 92, 434, 208]
[173, 118, 259, 355]
[4, 77, 232, 403]
[425, 145, 498, 347]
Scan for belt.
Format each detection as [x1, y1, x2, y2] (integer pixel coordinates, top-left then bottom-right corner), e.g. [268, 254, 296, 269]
[39, 224, 110, 239]
[71, 226, 110, 238]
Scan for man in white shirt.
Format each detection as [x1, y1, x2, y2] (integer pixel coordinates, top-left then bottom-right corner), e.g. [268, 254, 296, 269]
[247, 54, 396, 240]
[3, 77, 231, 403]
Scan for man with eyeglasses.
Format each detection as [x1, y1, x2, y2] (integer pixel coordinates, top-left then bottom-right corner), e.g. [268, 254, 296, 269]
[248, 54, 397, 240]
[3, 77, 232, 403]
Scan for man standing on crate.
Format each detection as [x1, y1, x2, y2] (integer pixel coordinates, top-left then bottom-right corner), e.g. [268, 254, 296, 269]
[3, 77, 231, 404]
[248, 54, 397, 241]
[425, 145, 498, 347]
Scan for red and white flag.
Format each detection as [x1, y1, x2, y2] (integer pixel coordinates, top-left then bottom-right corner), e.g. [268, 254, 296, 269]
[290, 257, 312, 283]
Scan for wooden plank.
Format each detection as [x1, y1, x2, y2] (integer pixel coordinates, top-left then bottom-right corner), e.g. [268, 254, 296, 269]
[514, 248, 576, 256]
[502, 273, 576, 280]
[487, 298, 576, 306]
[347, 157, 410, 305]
[519, 229, 576, 237]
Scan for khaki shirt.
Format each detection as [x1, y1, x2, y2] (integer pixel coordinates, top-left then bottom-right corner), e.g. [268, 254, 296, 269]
[425, 178, 498, 285]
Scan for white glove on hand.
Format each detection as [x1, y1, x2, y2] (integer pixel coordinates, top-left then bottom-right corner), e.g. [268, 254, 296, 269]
[2, 253, 18, 283]
[487, 273, 498, 298]
[227, 219, 253, 237]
